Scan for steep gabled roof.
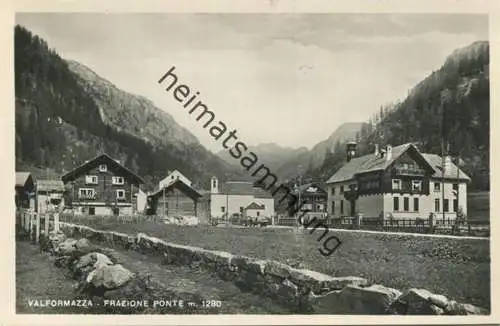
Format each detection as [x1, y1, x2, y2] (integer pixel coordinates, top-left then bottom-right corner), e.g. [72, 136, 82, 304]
[245, 202, 264, 210]
[36, 179, 65, 192]
[61, 153, 144, 185]
[326, 144, 414, 183]
[149, 179, 202, 201]
[421, 153, 471, 181]
[326, 143, 456, 184]
[217, 181, 274, 198]
[16, 171, 33, 188]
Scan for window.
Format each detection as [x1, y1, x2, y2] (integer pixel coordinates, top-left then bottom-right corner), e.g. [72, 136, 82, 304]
[112, 176, 125, 185]
[403, 197, 409, 211]
[85, 175, 98, 185]
[171, 175, 174, 179]
[221, 206, 225, 213]
[453, 199, 458, 212]
[98, 164, 107, 172]
[112, 207, 120, 216]
[340, 186, 344, 194]
[414, 198, 419, 212]
[239, 206, 244, 213]
[331, 201, 335, 215]
[393, 197, 399, 211]
[452, 183, 459, 191]
[412, 180, 422, 192]
[340, 200, 344, 214]
[89, 207, 95, 215]
[444, 199, 449, 212]
[332, 187, 336, 195]
[392, 179, 402, 190]
[116, 189, 126, 200]
[78, 188, 95, 199]
[262, 204, 266, 209]
[434, 182, 441, 192]
[212, 180, 216, 188]
[435, 199, 440, 212]
[256, 211, 260, 217]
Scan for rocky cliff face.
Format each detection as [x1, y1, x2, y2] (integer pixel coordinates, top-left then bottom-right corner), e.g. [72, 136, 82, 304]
[14, 25, 243, 190]
[66, 60, 200, 149]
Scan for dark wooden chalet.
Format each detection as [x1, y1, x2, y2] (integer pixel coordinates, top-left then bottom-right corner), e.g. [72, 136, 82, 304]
[147, 179, 203, 217]
[15, 171, 35, 209]
[289, 183, 328, 220]
[61, 154, 144, 216]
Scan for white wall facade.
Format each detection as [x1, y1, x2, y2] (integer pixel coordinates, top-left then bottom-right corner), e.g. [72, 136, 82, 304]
[327, 179, 467, 220]
[382, 193, 431, 219]
[210, 194, 275, 218]
[326, 181, 357, 217]
[429, 180, 467, 216]
[356, 194, 384, 218]
[382, 180, 467, 220]
[246, 208, 264, 218]
[135, 189, 147, 214]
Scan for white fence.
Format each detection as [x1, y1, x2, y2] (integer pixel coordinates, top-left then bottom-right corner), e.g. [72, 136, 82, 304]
[16, 209, 60, 243]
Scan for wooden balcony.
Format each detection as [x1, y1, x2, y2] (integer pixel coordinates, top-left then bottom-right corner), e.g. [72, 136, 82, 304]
[392, 167, 426, 176]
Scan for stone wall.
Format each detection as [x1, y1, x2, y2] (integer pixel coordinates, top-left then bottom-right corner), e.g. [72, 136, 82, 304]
[57, 222, 488, 315]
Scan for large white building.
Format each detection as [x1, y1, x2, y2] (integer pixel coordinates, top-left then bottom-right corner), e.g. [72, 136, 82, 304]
[209, 176, 275, 219]
[325, 142, 470, 221]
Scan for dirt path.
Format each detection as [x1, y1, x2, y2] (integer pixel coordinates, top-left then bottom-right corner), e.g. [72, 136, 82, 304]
[16, 240, 291, 314]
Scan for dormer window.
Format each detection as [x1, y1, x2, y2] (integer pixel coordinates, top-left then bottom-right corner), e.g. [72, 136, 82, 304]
[99, 164, 107, 172]
[112, 176, 125, 185]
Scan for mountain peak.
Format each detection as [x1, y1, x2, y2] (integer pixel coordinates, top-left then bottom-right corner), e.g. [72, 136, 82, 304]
[444, 40, 489, 66]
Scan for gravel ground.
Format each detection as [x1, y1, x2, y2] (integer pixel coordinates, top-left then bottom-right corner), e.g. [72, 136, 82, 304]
[16, 240, 291, 314]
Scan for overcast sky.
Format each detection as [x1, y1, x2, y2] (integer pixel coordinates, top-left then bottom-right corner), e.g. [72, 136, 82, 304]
[16, 13, 488, 152]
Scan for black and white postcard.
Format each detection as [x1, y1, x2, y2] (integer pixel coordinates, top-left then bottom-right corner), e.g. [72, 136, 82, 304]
[1, 0, 499, 325]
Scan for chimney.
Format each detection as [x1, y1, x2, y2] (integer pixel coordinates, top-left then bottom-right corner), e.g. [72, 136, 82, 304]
[444, 155, 452, 173]
[346, 142, 357, 162]
[374, 144, 380, 157]
[211, 176, 219, 194]
[385, 145, 393, 161]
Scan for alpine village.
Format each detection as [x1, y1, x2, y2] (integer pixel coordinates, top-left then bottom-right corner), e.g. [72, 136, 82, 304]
[14, 25, 489, 234]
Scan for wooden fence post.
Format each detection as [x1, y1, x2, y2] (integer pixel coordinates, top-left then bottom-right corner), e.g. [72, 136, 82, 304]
[44, 212, 50, 238]
[29, 212, 34, 240]
[35, 212, 41, 244]
[24, 212, 29, 233]
[54, 212, 60, 232]
[19, 210, 23, 230]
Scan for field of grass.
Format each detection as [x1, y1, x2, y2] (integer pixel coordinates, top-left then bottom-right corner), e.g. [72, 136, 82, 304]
[468, 191, 490, 221]
[73, 219, 491, 310]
